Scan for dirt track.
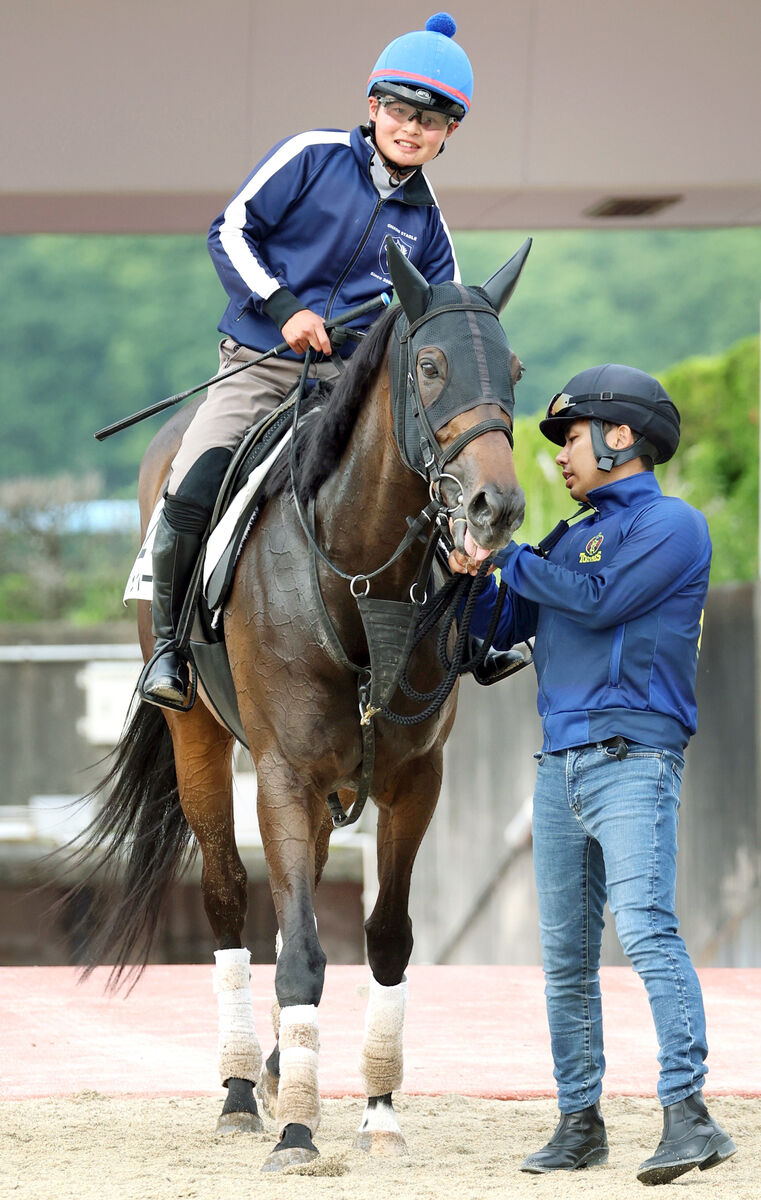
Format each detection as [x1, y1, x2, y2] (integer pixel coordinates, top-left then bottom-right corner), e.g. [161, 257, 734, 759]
[3, 1094, 756, 1200]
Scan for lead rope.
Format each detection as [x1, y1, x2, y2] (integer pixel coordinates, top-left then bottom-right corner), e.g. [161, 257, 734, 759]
[380, 561, 508, 726]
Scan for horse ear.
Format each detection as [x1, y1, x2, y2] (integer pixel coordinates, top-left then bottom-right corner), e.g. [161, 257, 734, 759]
[386, 236, 431, 324]
[481, 237, 533, 314]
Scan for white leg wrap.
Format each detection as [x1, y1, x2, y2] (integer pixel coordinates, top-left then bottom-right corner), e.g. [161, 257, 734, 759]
[276, 1004, 321, 1136]
[359, 975, 407, 1097]
[213, 948, 262, 1086]
[357, 1095, 404, 1136]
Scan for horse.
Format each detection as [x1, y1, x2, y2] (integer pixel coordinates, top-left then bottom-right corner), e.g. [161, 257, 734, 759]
[72, 237, 530, 1171]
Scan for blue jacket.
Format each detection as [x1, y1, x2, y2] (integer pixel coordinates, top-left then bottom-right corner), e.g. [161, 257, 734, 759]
[208, 125, 459, 358]
[469, 472, 712, 753]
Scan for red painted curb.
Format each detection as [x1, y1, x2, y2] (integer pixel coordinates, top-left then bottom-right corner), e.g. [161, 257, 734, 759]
[1, 965, 758, 1101]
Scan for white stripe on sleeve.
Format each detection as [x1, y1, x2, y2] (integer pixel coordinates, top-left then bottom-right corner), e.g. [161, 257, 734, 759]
[218, 130, 352, 299]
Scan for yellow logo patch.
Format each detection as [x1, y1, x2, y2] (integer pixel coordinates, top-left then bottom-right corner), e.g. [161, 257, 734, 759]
[579, 533, 604, 564]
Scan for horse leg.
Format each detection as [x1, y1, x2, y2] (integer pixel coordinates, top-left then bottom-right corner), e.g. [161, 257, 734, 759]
[256, 771, 330, 1172]
[165, 705, 264, 1134]
[257, 803, 334, 1121]
[354, 758, 439, 1157]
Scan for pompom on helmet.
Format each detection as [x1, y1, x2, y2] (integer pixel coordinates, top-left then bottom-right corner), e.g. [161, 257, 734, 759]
[539, 364, 681, 470]
[367, 12, 474, 121]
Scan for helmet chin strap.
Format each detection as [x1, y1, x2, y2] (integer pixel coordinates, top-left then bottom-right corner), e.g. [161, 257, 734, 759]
[590, 419, 658, 472]
[368, 121, 421, 185]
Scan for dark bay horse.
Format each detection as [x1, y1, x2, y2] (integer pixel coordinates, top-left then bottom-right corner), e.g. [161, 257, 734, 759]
[76, 238, 530, 1170]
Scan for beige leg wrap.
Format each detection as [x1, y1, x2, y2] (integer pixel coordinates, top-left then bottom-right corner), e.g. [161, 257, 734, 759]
[276, 1004, 321, 1136]
[213, 948, 262, 1086]
[359, 975, 407, 1097]
[271, 996, 281, 1040]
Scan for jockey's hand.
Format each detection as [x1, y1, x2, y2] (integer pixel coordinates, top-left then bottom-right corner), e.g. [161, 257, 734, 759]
[282, 309, 333, 357]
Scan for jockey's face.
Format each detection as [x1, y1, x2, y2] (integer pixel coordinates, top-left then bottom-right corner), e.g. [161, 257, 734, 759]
[368, 94, 458, 174]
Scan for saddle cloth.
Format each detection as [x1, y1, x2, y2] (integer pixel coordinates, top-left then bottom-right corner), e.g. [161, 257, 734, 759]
[123, 419, 293, 610]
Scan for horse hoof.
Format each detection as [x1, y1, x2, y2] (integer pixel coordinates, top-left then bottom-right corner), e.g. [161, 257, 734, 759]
[352, 1130, 409, 1156]
[216, 1110, 264, 1135]
[256, 1066, 279, 1120]
[261, 1146, 319, 1173]
[261, 1123, 318, 1172]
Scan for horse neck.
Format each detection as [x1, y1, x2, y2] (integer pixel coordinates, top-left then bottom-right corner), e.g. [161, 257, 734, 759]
[314, 365, 429, 593]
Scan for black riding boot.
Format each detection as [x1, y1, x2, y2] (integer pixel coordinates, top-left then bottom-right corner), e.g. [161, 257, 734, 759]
[636, 1091, 736, 1186]
[138, 509, 202, 710]
[520, 1102, 608, 1173]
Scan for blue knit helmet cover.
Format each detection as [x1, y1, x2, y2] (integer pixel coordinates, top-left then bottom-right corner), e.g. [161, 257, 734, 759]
[367, 13, 474, 116]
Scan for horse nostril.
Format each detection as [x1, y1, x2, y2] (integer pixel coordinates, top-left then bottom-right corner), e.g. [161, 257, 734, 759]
[468, 485, 525, 537]
[468, 488, 494, 530]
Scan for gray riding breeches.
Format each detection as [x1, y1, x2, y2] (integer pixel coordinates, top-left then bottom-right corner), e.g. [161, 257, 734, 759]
[167, 337, 341, 494]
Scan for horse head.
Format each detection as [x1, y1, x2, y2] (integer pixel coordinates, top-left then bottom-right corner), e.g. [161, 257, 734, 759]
[387, 237, 530, 562]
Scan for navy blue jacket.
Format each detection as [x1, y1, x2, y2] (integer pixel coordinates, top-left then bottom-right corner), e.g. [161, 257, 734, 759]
[208, 125, 458, 358]
[469, 472, 712, 754]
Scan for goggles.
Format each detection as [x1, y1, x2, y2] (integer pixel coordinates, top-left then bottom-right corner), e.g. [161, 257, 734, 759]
[546, 392, 575, 418]
[547, 390, 658, 420]
[376, 95, 453, 132]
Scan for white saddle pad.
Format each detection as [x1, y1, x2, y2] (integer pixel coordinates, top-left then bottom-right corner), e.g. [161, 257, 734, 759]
[123, 426, 293, 604]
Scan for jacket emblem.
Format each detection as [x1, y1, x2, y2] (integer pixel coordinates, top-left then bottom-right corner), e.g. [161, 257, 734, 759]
[379, 233, 412, 275]
[579, 533, 604, 563]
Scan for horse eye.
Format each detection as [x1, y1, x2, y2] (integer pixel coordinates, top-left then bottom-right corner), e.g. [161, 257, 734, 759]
[420, 359, 439, 379]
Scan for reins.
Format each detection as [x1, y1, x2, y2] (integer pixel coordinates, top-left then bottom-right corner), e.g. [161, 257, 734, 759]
[288, 303, 519, 829]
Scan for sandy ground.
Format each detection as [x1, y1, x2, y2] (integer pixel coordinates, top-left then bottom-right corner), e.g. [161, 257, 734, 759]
[2, 1094, 756, 1200]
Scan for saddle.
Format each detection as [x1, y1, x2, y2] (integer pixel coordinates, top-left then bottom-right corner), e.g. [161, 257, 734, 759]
[186, 389, 317, 746]
[201, 394, 305, 619]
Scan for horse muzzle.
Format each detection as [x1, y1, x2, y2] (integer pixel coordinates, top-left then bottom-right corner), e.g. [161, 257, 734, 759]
[467, 479, 526, 548]
[449, 479, 526, 566]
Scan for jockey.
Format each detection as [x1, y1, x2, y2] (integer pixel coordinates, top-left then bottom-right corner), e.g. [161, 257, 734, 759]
[139, 13, 474, 710]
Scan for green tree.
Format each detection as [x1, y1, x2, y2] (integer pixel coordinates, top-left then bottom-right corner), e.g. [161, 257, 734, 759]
[2, 229, 760, 492]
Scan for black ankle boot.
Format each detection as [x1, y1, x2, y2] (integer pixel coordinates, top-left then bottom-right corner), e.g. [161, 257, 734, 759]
[637, 1091, 736, 1186]
[139, 511, 202, 710]
[520, 1102, 608, 1173]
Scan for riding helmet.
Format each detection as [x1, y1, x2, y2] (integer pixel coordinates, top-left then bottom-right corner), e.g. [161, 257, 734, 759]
[539, 363, 681, 469]
[367, 12, 474, 119]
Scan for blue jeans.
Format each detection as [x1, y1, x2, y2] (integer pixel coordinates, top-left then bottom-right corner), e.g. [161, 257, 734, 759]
[532, 743, 707, 1111]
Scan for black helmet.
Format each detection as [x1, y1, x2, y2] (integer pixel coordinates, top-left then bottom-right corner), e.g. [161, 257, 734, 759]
[539, 363, 681, 470]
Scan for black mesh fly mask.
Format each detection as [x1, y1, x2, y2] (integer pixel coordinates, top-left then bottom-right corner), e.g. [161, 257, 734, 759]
[389, 280, 517, 496]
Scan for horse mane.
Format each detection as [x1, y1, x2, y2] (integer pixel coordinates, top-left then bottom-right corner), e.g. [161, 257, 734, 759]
[262, 302, 400, 504]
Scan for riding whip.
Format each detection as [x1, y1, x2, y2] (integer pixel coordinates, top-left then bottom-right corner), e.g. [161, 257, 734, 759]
[94, 292, 391, 441]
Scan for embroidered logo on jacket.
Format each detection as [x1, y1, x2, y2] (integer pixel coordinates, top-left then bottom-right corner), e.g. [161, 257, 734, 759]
[378, 232, 412, 277]
[579, 533, 604, 563]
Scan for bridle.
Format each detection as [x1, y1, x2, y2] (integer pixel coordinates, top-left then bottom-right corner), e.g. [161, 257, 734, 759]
[391, 291, 515, 494]
[287, 290, 521, 830]
[290, 289, 517, 595]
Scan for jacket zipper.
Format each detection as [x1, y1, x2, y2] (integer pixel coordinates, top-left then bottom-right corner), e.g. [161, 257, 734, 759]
[324, 196, 384, 321]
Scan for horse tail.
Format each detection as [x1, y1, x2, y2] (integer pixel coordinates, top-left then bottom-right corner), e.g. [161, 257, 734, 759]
[57, 697, 195, 990]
